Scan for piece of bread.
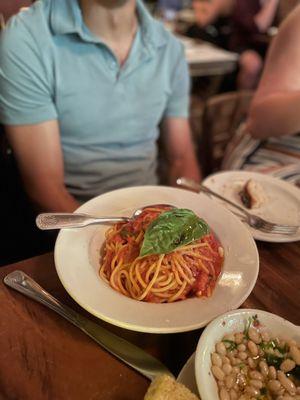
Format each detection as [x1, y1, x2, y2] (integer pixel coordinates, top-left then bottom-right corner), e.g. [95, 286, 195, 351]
[239, 179, 267, 209]
[144, 374, 200, 400]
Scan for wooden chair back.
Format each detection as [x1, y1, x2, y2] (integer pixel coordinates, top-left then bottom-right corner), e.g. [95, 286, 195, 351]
[201, 91, 253, 176]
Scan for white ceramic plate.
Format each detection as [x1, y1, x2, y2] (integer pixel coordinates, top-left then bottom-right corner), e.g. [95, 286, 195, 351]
[203, 171, 300, 242]
[177, 352, 199, 397]
[195, 309, 300, 400]
[54, 186, 259, 333]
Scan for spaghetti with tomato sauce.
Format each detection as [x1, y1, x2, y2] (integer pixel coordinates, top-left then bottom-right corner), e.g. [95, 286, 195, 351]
[99, 206, 223, 303]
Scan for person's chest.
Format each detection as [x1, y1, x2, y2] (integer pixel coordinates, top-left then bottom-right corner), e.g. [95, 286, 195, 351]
[50, 35, 173, 144]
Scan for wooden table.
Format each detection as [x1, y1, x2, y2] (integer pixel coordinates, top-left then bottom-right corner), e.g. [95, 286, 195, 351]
[179, 36, 239, 78]
[0, 241, 299, 399]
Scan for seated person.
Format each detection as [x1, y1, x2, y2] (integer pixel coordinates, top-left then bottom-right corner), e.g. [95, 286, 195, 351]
[186, 0, 233, 49]
[188, 0, 279, 90]
[229, 0, 279, 90]
[222, 5, 300, 186]
[0, 0, 201, 213]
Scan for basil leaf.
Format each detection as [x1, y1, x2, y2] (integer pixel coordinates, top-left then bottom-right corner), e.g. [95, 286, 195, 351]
[139, 208, 209, 257]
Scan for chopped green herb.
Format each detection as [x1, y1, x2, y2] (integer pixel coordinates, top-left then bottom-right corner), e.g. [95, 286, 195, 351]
[265, 353, 284, 369]
[222, 339, 237, 351]
[243, 314, 259, 338]
[259, 340, 276, 351]
[276, 343, 289, 355]
[244, 318, 251, 338]
[252, 314, 259, 327]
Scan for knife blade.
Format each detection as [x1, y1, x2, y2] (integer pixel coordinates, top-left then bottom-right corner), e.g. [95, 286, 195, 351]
[4, 270, 174, 382]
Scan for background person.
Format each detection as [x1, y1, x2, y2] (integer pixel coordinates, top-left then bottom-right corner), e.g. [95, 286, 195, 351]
[222, 5, 300, 185]
[187, 0, 279, 90]
[230, 0, 279, 89]
[186, 0, 233, 49]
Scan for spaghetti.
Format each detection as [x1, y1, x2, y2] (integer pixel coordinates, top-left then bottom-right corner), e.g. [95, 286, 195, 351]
[99, 206, 223, 303]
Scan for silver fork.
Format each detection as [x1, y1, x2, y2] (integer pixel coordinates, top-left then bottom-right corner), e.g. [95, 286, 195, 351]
[177, 177, 299, 235]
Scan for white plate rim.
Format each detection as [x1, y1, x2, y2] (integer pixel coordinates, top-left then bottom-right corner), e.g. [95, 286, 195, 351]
[203, 170, 300, 243]
[54, 185, 259, 334]
[177, 352, 199, 397]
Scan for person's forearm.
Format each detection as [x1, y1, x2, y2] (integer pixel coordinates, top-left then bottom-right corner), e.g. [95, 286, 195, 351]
[247, 91, 300, 139]
[24, 180, 80, 213]
[254, 0, 278, 32]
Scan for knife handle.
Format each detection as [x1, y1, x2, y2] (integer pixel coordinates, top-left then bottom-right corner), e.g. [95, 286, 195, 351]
[4, 270, 174, 381]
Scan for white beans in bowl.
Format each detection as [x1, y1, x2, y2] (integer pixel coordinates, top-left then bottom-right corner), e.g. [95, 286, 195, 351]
[211, 315, 300, 400]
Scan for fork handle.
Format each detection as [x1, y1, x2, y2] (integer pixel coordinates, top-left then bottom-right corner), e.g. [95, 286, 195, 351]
[177, 177, 250, 217]
[36, 213, 129, 230]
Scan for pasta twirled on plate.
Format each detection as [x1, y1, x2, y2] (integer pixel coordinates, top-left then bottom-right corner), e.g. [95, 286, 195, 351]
[99, 206, 223, 303]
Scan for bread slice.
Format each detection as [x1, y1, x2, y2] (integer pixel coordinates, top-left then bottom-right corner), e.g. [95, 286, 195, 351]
[144, 374, 200, 400]
[239, 179, 267, 209]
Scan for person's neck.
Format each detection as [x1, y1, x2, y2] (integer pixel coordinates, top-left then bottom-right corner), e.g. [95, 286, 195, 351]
[79, 0, 137, 42]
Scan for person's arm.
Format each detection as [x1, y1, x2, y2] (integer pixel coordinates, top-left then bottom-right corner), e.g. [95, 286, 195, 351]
[5, 120, 79, 212]
[233, 0, 278, 34]
[0, 14, 79, 212]
[160, 38, 201, 184]
[247, 5, 300, 139]
[161, 117, 201, 186]
[254, 0, 279, 32]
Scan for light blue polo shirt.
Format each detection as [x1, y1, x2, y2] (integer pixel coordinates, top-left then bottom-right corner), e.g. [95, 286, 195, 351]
[0, 0, 190, 201]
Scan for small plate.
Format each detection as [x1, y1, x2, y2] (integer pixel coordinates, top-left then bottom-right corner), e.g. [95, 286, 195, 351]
[177, 352, 199, 397]
[203, 171, 300, 242]
[54, 186, 259, 333]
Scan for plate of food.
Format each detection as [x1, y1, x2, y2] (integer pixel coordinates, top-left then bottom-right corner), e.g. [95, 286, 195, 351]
[202, 171, 300, 243]
[195, 309, 300, 400]
[54, 186, 259, 333]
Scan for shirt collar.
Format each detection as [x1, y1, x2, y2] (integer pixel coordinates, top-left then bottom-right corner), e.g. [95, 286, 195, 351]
[50, 0, 167, 48]
[50, 0, 82, 36]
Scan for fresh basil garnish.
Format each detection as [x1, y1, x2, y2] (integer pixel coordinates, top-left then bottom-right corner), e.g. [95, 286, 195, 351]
[259, 340, 277, 351]
[139, 208, 209, 257]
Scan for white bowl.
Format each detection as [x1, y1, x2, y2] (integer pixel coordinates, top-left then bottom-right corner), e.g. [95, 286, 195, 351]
[54, 186, 259, 333]
[195, 309, 300, 400]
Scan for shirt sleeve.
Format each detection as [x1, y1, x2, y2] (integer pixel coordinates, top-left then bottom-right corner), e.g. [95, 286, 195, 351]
[0, 17, 57, 125]
[164, 42, 190, 119]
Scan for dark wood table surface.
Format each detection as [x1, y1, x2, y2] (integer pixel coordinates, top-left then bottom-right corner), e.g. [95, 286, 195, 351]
[0, 241, 299, 400]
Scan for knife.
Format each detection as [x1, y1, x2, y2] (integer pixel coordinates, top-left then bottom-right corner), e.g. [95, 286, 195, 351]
[4, 270, 174, 382]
